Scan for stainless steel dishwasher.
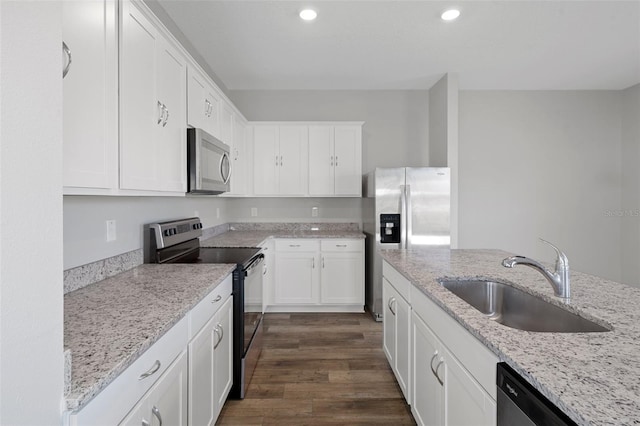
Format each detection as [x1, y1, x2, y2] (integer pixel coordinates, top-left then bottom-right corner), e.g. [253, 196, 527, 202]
[497, 363, 577, 426]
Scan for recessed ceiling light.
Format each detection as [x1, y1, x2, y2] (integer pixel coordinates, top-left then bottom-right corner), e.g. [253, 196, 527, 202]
[299, 9, 317, 21]
[441, 9, 460, 21]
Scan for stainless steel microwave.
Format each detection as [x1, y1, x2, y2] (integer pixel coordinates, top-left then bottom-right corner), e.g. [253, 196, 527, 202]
[187, 128, 231, 194]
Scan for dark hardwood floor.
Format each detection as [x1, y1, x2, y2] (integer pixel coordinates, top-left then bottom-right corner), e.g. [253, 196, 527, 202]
[217, 313, 416, 426]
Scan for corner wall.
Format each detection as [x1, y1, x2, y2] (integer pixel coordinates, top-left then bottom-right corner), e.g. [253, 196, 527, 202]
[458, 90, 623, 282]
[0, 2, 64, 423]
[621, 84, 640, 286]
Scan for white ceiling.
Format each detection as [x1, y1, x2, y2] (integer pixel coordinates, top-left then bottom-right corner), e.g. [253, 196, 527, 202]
[157, 0, 640, 90]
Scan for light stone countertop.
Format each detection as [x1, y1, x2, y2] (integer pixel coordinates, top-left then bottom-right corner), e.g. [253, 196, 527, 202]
[201, 229, 365, 248]
[64, 263, 236, 411]
[379, 248, 640, 426]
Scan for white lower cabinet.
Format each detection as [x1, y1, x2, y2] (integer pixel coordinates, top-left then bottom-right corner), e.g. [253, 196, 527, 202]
[383, 261, 498, 426]
[188, 295, 233, 426]
[383, 278, 411, 402]
[120, 350, 188, 426]
[68, 275, 234, 426]
[271, 239, 364, 311]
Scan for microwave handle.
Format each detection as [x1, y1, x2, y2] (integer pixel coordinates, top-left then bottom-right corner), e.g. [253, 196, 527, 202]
[220, 152, 232, 184]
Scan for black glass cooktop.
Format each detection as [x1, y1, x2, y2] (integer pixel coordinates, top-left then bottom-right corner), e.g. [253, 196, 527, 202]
[168, 247, 261, 267]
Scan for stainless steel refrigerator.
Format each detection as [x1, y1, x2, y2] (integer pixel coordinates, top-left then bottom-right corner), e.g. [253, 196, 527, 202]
[363, 167, 450, 320]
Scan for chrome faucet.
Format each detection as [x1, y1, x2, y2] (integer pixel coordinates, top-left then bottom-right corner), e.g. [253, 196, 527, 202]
[502, 239, 570, 299]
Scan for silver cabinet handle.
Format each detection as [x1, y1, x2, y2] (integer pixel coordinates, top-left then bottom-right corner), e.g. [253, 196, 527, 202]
[388, 297, 396, 316]
[214, 324, 224, 349]
[211, 295, 222, 303]
[162, 104, 169, 127]
[151, 406, 162, 426]
[322, 257, 325, 268]
[312, 257, 315, 269]
[142, 419, 150, 426]
[330, 155, 334, 166]
[335, 155, 338, 166]
[289, 244, 301, 247]
[275, 155, 279, 166]
[434, 359, 444, 386]
[138, 360, 161, 380]
[429, 351, 439, 377]
[280, 155, 283, 166]
[157, 101, 164, 124]
[62, 41, 72, 78]
[204, 100, 210, 117]
[336, 244, 347, 247]
[263, 263, 268, 275]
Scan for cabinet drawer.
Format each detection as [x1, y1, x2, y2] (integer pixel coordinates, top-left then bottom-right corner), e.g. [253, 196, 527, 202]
[189, 274, 233, 339]
[275, 239, 318, 252]
[320, 239, 363, 252]
[70, 317, 189, 425]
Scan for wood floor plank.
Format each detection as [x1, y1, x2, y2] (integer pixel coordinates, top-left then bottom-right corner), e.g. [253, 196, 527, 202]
[215, 313, 416, 425]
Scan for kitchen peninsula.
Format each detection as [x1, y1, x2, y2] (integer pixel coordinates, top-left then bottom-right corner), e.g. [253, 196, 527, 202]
[380, 248, 640, 425]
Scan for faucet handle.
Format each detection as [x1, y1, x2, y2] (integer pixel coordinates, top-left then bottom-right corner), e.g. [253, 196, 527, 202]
[539, 238, 569, 270]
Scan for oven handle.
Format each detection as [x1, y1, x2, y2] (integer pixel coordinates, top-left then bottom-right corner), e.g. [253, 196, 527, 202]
[244, 253, 265, 276]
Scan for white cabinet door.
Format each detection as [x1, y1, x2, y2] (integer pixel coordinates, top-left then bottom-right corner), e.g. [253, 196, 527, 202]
[213, 296, 233, 418]
[155, 38, 186, 192]
[62, 0, 117, 190]
[275, 252, 318, 304]
[120, 350, 188, 426]
[278, 126, 308, 196]
[320, 252, 363, 304]
[188, 316, 215, 426]
[333, 125, 362, 196]
[187, 65, 221, 138]
[120, 1, 186, 192]
[308, 125, 334, 196]
[253, 125, 279, 195]
[229, 118, 247, 195]
[412, 311, 444, 426]
[443, 348, 495, 426]
[220, 102, 234, 145]
[383, 279, 410, 401]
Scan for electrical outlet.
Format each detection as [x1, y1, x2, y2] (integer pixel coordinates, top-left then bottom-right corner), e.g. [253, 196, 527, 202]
[194, 210, 200, 218]
[312, 206, 319, 217]
[106, 220, 116, 242]
[216, 207, 220, 219]
[251, 207, 258, 217]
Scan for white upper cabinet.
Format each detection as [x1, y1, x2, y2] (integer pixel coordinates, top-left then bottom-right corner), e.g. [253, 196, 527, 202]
[253, 125, 309, 196]
[120, 1, 187, 192]
[62, 0, 118, 190]
[227, 117, 248, 196]
[219, 102, 235, 146]
[187, 65, 221, 139]
[308, 124, 362, 196]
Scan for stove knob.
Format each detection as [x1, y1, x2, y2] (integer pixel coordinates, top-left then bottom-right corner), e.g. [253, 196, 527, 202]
[163, 229, 170, 237]
[171, 228, 177, 235]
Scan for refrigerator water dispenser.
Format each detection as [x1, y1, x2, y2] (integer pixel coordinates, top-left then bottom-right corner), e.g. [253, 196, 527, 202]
[380, 214, 401, 243]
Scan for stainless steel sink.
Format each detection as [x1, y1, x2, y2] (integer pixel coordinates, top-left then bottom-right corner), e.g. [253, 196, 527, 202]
[439, 279, 610, 333]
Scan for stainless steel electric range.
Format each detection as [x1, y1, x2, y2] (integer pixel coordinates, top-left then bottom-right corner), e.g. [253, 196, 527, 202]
[144, 217, 264, 399]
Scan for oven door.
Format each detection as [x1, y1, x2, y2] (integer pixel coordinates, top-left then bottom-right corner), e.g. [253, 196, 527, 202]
[187, 128, 231, 194]
[243, 254, 264, 353]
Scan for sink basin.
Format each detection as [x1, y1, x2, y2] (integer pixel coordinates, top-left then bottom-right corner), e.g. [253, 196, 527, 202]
[439, 279, 610, 333]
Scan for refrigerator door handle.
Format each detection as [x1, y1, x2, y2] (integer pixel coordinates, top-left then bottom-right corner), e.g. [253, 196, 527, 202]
[406, 184, 412, 249]
[400, 185, 407, 249]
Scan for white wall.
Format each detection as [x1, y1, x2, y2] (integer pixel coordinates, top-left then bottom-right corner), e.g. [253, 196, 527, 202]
[621, 84, 640, 286]
[458, 91, 623, 281]
[0, 2, 64, 423]
[64, 196, 229, 269]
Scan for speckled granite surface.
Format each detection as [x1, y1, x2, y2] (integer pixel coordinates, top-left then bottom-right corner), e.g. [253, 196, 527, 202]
[202, 225, 365, 248]
[64, 263, 235, 411]
[379, 248, 640, 426]
[64, 249, 143, 294]
[230, 222, 360, 231]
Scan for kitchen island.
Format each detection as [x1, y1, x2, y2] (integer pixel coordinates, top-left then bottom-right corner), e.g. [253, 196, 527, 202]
[380, 248, 640, 425]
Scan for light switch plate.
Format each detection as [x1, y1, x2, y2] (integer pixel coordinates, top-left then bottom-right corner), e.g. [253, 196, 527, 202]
[251, 207, 258, 217]
[312, 207, 319, 217]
